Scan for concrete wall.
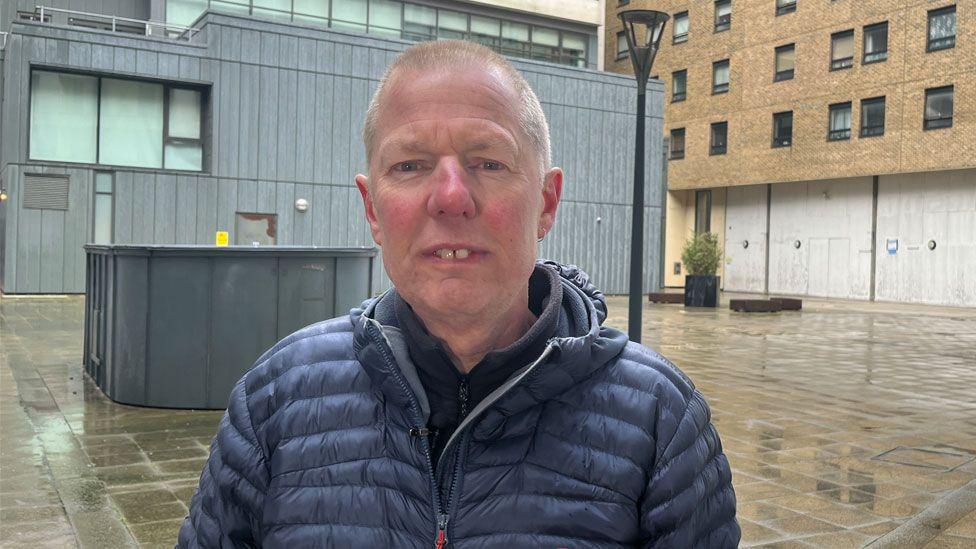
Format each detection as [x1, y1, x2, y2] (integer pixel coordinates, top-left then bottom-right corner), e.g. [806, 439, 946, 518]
[876, 169, 976, 307]
[768, 177, 874, 300]
[0, 13, 665, 294]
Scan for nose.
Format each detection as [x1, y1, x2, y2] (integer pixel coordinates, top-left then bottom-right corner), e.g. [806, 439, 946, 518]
[427, 158, 476, 219]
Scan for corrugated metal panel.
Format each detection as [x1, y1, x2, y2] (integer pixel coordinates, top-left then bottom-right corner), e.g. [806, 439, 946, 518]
[23, 174, 69, 210]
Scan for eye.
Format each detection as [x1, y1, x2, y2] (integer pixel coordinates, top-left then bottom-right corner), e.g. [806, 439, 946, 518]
[480, 160, 505, 171]
[393, 161, 421, 172]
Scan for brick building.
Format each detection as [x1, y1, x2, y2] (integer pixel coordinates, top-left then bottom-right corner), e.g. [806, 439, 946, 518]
[606, 0, 975, 306]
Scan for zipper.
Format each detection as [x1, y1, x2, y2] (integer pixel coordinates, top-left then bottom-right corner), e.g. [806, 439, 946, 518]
[435, 513, 449, 549]
[364, 319, 448, 546]
[366, 317, 558, 549]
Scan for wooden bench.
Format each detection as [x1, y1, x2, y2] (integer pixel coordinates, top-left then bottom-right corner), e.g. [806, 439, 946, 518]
[648, 292, 684, 304]
[730, 299, 782, 313]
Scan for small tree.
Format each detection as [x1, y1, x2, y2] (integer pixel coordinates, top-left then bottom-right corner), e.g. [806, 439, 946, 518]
[681, 232, 722, 276]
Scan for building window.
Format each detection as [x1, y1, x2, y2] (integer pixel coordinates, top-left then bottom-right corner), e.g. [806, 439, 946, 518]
[29, 70, 205, 171]
[828, 102, 851, 141]
[93, 172, 114, 244]
[616, 31, 628, 59]
[672, 69, 687, 102]
[775, 44, 795, 81]
[673, 11, 689, 43]
[714, 0, 731, 32]
[670, 128, 685, 160]
[235, 213, 277, 245]
[710, 122, 728, 155]
[772, 111, 792, 147]
[860, 96, 886, 137]
[927, 5, 956, 52]
[712, 60, 730, 94]
[830, 30, 854, 70]
[695, 190, 712, 235]
[618, 0, 629, 5]
[863, 22, 888, 63]
[924, 86, 954, 130]
[776, 0, 796, 16]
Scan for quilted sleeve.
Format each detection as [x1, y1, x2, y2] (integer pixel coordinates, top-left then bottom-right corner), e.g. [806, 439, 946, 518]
[177, 377, 269, 548]
[639, 389, 740, 548]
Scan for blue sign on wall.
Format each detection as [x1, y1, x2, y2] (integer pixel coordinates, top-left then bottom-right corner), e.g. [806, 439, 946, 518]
[886, 239, 898, 255]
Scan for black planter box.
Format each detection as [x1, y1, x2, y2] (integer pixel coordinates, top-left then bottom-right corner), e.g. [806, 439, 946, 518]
[684, 275, 720, 307]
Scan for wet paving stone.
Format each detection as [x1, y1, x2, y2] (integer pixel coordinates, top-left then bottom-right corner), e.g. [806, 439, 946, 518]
[3, 294, 976, 547]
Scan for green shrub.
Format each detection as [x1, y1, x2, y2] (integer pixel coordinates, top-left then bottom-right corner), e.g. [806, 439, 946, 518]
[681, 232, 722, 276]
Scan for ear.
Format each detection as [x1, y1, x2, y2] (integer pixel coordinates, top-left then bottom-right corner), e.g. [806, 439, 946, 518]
[538, 167, 563, 237]
[355, 174, 383, 246]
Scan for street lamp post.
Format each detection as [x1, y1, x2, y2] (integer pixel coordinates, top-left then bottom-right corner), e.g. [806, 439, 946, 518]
[618, 9, 668, 344]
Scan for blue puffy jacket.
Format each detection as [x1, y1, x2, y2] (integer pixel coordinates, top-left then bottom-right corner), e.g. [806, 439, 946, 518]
[178, 265, 739, 547]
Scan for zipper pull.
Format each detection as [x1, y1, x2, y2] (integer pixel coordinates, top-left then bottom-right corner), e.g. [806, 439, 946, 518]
[435, 513, 449, 549]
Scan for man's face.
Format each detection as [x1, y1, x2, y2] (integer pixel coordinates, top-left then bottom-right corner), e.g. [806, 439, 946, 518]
[356, 67, 562, 320]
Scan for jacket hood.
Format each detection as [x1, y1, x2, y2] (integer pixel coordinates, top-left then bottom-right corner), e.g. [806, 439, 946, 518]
[349, 261, 629, 434]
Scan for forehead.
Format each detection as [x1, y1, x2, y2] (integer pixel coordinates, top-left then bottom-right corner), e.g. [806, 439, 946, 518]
[373, 67, 523, 152]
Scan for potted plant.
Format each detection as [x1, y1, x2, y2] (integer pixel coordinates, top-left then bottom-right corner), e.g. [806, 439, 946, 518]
[681, 232, 722, 307]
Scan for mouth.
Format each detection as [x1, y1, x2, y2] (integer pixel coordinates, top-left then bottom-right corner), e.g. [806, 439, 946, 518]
[423, 244, 485, 262]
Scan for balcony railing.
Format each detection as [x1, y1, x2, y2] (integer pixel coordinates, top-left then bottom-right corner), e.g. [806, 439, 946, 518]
[26, 6, 200, 42]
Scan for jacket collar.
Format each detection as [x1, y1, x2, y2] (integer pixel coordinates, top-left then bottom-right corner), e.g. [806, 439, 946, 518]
[350, 263, 629, 434]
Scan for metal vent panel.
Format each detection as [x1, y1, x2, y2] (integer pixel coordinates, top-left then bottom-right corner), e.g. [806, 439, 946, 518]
[23, 174, 69, 210]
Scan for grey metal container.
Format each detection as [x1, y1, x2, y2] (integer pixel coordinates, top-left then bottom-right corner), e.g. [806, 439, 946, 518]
[83, 245, 376, 409]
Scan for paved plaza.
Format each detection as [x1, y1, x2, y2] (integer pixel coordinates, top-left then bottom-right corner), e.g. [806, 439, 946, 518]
[2, 293, 975, 548]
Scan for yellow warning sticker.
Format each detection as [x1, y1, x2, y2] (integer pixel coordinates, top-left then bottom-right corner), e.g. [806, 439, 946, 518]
[215, 231, 229, 247]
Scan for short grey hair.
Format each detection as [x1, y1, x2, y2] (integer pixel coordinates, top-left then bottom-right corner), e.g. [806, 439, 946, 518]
[362, 40, 551, 181]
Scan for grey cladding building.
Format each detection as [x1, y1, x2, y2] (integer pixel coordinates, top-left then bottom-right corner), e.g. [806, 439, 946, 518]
[0, 0, 664, 295]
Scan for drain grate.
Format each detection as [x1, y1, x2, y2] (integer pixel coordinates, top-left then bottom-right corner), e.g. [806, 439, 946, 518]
[872, 445, 976, 471]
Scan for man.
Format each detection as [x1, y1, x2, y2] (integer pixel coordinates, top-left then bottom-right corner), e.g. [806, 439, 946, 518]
[179, 40, 738, 548]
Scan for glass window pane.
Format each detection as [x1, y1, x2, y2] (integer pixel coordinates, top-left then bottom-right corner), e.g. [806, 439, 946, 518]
[562, 31, 586, 52]
[95, 172, 113, 194]
[30, 71, 98, 164]
[714, 62, 729, 84]
[501, 21, 529, 41]
[210, 0, 251, 14]
[94, 193, 113, 244]
[253, 7, 293, 21]
[930, 10, 956, 39]
[99, 78, 164, 169]
[532, 27, 559, 46]
[674, 13, 688, 35]
[253, 0, 290, 9]
[166, 0, 207, 26]
[333, 0, 367, 27]
[617, 32, 628, 55]
[403, 3, 435, 40]
[776, 46, 795, 71]
[716, 1, 730, 17]
[295, 0, 329, 17]
[832, 32, 854, 59]
[470, 16, 499, 37]
[865, 24, 887, 53]
[168, 88, 201, 139]
[164, 142, 203, 171]
[863, 100, 885, 127]
[926, 90, 953, 119]
[369, 0, 401, 36]
[437, 10, 468, 36]
[673, 71, 686, 94]
[830, 105, 851, 130]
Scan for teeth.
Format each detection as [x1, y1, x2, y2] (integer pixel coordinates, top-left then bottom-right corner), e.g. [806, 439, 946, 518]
[434, 248, 471, 259]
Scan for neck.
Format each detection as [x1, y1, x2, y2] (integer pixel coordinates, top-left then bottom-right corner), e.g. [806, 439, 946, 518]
[411, 296, 536, 373]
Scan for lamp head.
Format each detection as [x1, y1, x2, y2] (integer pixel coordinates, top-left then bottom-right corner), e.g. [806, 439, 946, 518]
[618, 9, 669, 94]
